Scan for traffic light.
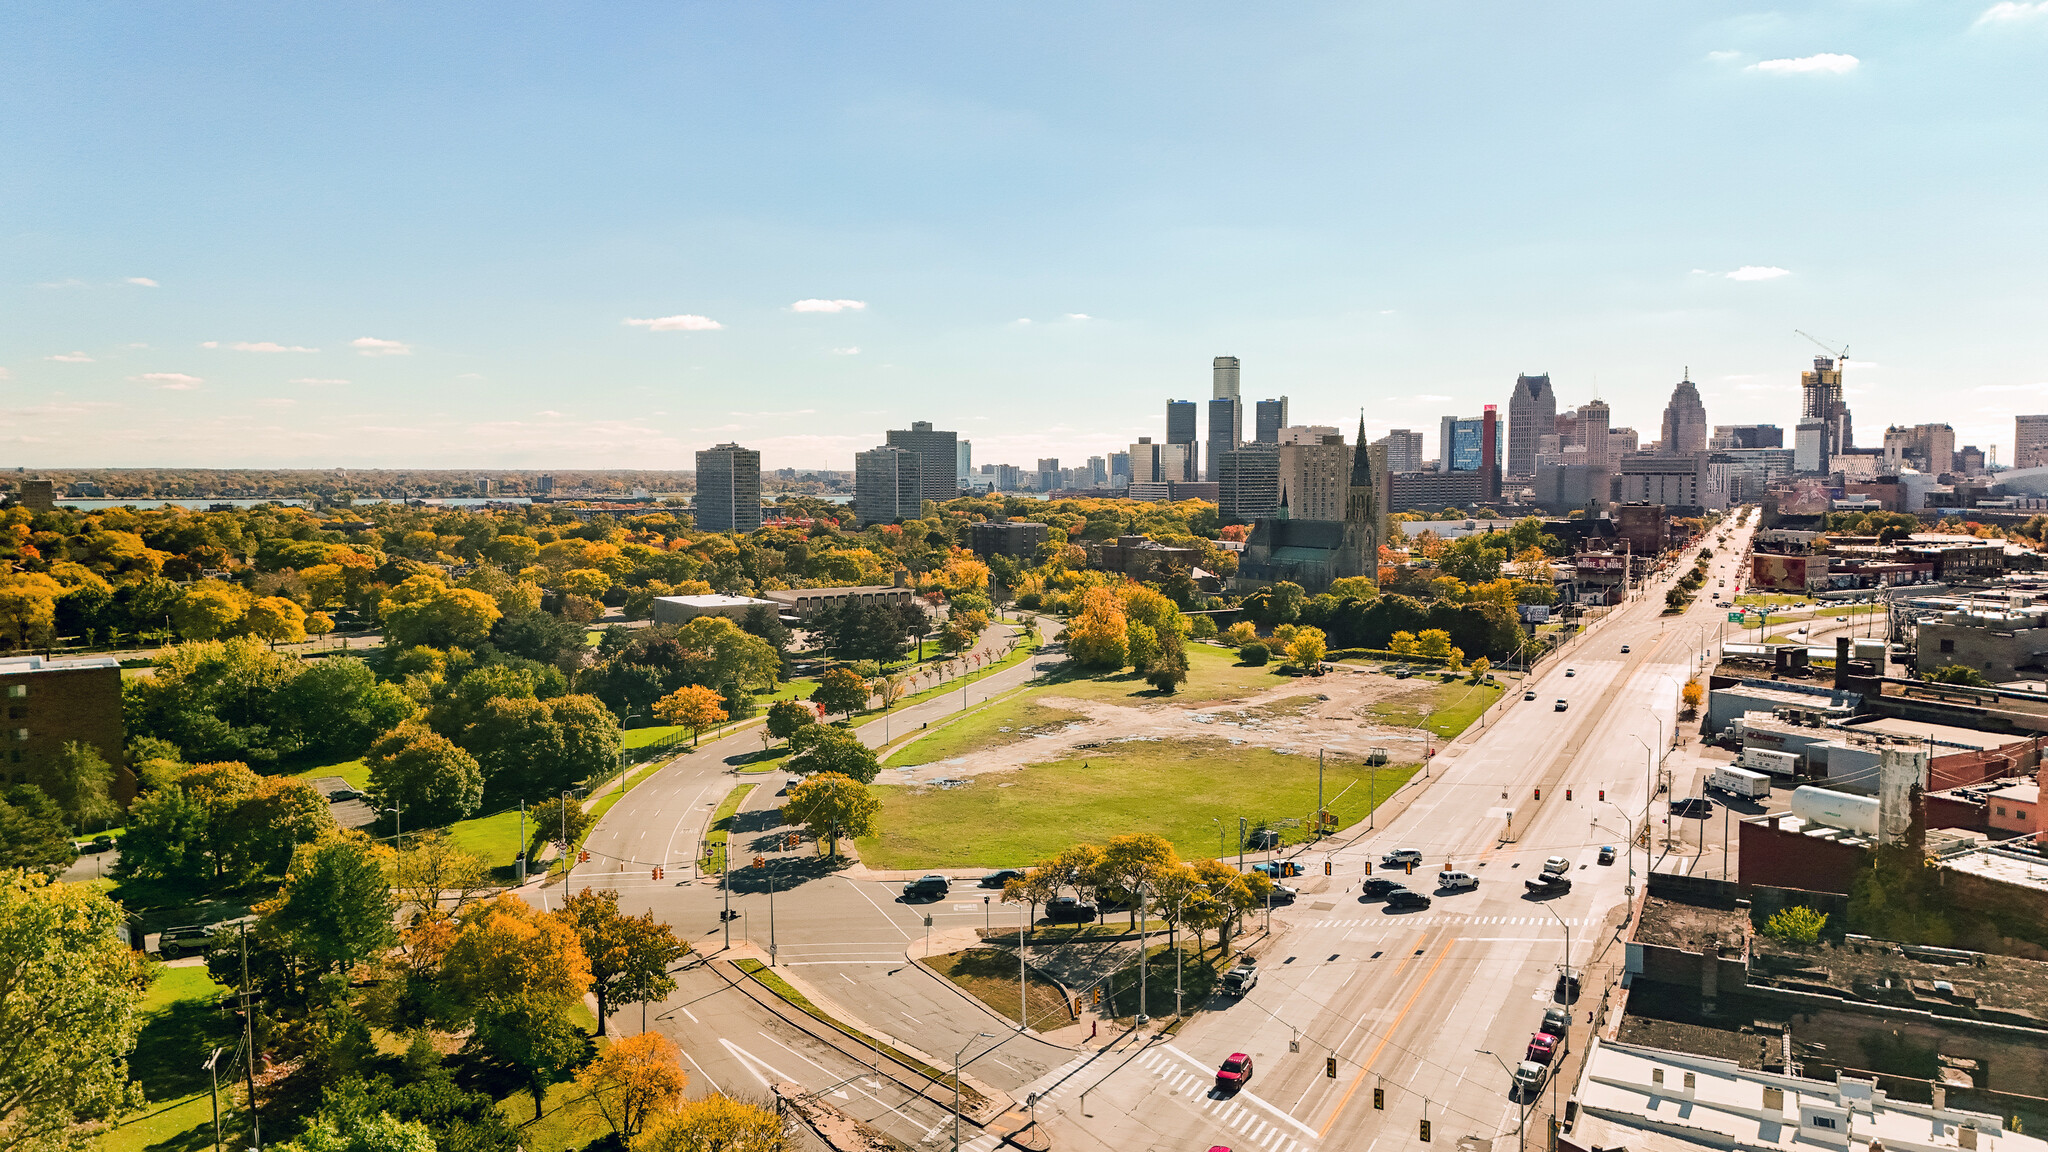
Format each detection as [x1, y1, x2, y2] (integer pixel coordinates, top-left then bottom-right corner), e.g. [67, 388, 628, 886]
[651, 867, 662, 880]
[1325, 1057, 1337, 1078]
[1373, 1088, 1384, 1110]
[1421, 1119, 1432, 1143]
[1324, 860, 1332, 876]
[785, 832, 799, 850]
[1599, 789, 1605, 801]
[753, 855, 766, 868]
[1534, 787, 1541, 800]
[1073, 997, 1083, 1015]
[1566, 788, 1572, 801]
[1091, 986, 1102, 1006]
[1363, 861, 1372, 875]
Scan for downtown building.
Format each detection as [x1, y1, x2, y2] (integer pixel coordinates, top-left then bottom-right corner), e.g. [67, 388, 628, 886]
[1506, 372, 1557, 478]
[1796, 356, 1854, 473]
[1216, 443, 1282, 524]
[884, 420, 961, 502]
[854, 445, 923, 525]
[693, 442, 762, 532]
[1278, 430, 1353, 522]
[2018, 415, 2048, 470]
[1206, 356, 1241, 481]
[1373, 428, 1426, 473]
[1659, 374, 1709, 455]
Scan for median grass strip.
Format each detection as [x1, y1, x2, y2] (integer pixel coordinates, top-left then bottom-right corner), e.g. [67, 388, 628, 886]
[922, 947, 1073, 1031]
[704, 783, 755, 874]
[974, 918, 1173, 945]
[732, 958, 983, 1107]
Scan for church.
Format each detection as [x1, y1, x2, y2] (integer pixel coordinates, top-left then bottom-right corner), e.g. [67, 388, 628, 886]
[1234, 418, 1386, 594]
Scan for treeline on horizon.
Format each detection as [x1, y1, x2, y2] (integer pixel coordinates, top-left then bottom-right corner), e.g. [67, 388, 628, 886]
[0, 468, 720, 499]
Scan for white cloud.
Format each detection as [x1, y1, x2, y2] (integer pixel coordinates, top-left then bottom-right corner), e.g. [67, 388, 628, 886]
[1706, 50, 1743, 62]
[623, 314, 724, 331]
[46, 352, 94, 362]
[125, 277, 159, 287]
[351, 336, 413, 356]
[730, 408, 818, 417]
[831, 346, 861, 356]
[204, 340, 319, 353]
[791, 299, 866, 313]
[534, 410, 564, 418]
[133, 372, 202, 389]
[1013, 318, 1032, 325]
[1749, 53, 1859, 74]
[1726, 265, 1793, 280]
[289, 377, 350, 386]
[1064, 313, 1095, 321]
[1977, 1, 2048, 24]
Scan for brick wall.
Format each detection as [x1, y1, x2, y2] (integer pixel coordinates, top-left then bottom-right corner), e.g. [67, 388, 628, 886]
[0, 664, 132, 806]
[1739, 816, 1865, 895]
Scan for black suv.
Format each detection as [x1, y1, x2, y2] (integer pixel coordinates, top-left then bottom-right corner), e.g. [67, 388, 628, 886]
[1044, 896, 1097, 923]
[1362, 877, 1402, 899]
[901, 875, 950, 900]
[157, 924, 217, 959]
[1385, 888, 1432, 911]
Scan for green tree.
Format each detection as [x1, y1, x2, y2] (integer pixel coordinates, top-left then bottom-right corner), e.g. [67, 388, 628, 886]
[560, 888, 691, 1036]
[811, 668, 870, 717]
[0, 873, 151, 1152]
[278, 656, 422, 761]
[40, 742, 118, 830]
[367, 722, 485, 826]
[765, 698, 814, 744]
[266, 834, 398, 976]
[1125, 620, 1161, 671]
[113, 787, 210, 884]
[782, 772, 880, 856]
[275, 1111, 436, 1152]
[1238, 641, 1269, 666]
[380, 576, 502, 650]
[1416, 629, 1454, 660]
[169, 580, 253, 640]
[673, 616, 782, 690]
[787, 725, 881, 784]
[1145, 626, 1189, 694]
[1762, 905, 1828, 944]
[526, 795, 596, 859]
[0, 786, 78, 873]
[1927, 665, 1994, 688]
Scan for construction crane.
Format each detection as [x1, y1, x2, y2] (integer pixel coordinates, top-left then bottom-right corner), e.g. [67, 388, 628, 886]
[1794, 329, 1849, 365]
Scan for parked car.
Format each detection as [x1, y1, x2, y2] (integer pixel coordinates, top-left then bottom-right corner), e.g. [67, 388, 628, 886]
[1524, 690, 1537, 701]
[1385, 888, 1433, 911]
[1361, 877, 1403, 899]
[328, 788, 364, 802]
[1554, 699, 1569, 711]
[1215, 1053, 1255, 1093]
[1044, 896, 1097, 923]
[979, 869, 1024, 888]
[75, 835, 115, 854]
[1222, 962, 1259, 997]
[1669, 796, 1716, 819]
[1436, 870, 1479, 893]
[1542, 1007, 1572, 1036]
[902, 875, 950, 900]
[1597, 846, 1616, 865]
[1527, 1032, 1559, 1064]
[1381, 848, 1423, 867]
[1513, 1060, 1547, 1097]
[156, 924, 217, 959]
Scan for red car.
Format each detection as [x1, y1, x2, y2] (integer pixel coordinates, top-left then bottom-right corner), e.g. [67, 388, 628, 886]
[1526, 1033, 1559, 1065]
[1215, 1053, 1254, 1093]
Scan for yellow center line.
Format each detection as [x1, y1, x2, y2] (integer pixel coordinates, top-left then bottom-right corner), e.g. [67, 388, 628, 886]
[1319, 934, 1458, 1137]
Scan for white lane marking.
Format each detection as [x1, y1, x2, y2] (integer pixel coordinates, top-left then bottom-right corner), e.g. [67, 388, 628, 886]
[677, 1005, 699, 1023]
[1164, 1044, 1321, 1138]
[752, 1031, 929, 1129]
[682, 1049, 723, 1095]
[718, 1038, 795, 1090]
[841, 877, 916, 940]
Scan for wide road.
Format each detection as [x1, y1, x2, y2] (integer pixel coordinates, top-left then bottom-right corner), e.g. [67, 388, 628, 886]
[1048, 511, 1760, 1152]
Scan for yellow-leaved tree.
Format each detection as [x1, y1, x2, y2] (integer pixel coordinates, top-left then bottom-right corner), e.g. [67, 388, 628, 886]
[1065, 586, 1129, 669]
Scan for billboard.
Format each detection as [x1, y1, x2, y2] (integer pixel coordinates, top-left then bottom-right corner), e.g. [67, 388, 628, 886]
[1576, 553, 1628, 572]
[1519, 605, 1551, 624]
[1751, 553, 1828, 591]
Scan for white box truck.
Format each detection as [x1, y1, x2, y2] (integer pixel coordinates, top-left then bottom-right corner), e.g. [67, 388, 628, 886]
[1708, 764, 1773, 799]
[1739, 748, 1801, 778]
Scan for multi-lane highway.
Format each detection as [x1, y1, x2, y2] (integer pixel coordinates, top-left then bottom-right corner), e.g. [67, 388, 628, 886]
[569, 511, 1759, 1152]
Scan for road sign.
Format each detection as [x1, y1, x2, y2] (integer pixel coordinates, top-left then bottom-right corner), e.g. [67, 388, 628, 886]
[1727, 612, 1745, 623]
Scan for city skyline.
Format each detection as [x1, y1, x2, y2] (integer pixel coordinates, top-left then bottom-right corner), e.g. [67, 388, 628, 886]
[5, 2, 2046, 470]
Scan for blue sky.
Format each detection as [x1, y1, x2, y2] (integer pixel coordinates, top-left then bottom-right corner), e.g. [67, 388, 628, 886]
[3, 2, 2044, 471]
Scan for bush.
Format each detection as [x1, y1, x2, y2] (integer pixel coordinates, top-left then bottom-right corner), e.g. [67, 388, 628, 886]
[1762, 905, 1828, 944]
[1238, 642, 1270, 666]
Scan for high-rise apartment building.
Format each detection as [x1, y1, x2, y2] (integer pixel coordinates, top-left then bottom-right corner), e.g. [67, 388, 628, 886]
[1278, 425, 1340, 444]
[1128, 438, 1195, 485]
[693, 442, 762, 532]
[884, 420, 960, 502]
[1207, 357, 1242, 480]
[1659, 375, 1709, 456]
[1507, 373, 1557, 478]
[1710, 425, 1784, 450]
[854, 446, 922, 524]
[1217, 444, 1282, 525]
[1108, 451, 1131, 487]
[1373, 429, 1426, 473]
[2017, 415, 2048, 470]
[957, 440, 972, 483]
[1278, 432, 1351, 521]
[1254, 397, 1290, 443]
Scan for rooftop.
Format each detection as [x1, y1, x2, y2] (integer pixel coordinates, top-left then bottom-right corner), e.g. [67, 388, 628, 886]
[0, 654, 122, 675]
[1636, 898, 1751, 954]
[1572, 1038, 2043, 1152]
[653, 594, 780, 609]
[1941, 845, 2048, 895]
[1984, 782, 2040, 804]
[1839, 717, 2021, 753]
[1748, 932, 2048, 1024]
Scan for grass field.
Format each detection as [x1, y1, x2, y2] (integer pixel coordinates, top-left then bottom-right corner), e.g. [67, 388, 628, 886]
[923, 948, 1073, 1031]
[1036, 643, 1287, 706]
[856, 737, 1417, 869]
[444, 807, 526, 868]
[1734, 593, 1815, 608]
[704, 783, 755, 873]
[104, 965, 237, 1152]
[889, 696, 1089, 767]
[287, 758, 369, 789]
[1363, 679, 1505, 738]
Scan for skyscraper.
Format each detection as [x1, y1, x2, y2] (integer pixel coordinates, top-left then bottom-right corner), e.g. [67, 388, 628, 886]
[1659, 374, 1709, 456]
[1438, 414, 1499, 474]
[1576, 400, 1612, 469]
[1166, 399, 1200, 479]
[693, 443, 762, 533]
[1129, 438, 1194, 485]
[1278, 431, 1351, 521]
[1217, 444, 1282, 524]
[2018, 415, 2048, 469]
[1710, 425, 1784, 450]
[1254, 397, 1289, 443]
[1207, 357, 1242, 480]
[1798, 357, 1853, 472]
[854, 446, 922, 525]
[1036, 458, 1061, 491]
[957, 440, 972, 483]
[1507, 373, 1557, 478]
[884, 420, 960, 502]
[1373, 429, 1425, 473]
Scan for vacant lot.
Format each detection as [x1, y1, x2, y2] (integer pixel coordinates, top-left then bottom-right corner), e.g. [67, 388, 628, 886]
[1363, 679, 1505, 738]
[858, 737, 1416, 869]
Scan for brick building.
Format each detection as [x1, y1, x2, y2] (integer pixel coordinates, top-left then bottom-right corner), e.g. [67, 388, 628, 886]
[0, 654, 132, 804]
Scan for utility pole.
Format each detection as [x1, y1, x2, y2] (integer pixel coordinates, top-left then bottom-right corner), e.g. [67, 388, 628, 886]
[561, 790, 572, 883]
[1317, 750, 1325, 836]
[1019, 916, 1027, 1031]
[517, 800, 526, 884]
[1237, 816, 1246, 871]
[240, 923, 260, 1151]
[1136, 882, 1149, 1025]
[722, 859, 732, 950]
[203, 1048, 223, 1152]
[768, 873, 778, 966]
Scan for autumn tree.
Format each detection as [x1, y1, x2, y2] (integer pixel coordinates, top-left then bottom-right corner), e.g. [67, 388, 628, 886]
[781, 772, 880, 856]
[1094, 833, 1179, 927]
[575, 1031, 689, 1144]
[392, 833, 495, 927]
[810, 668, 870, 717]
[245, 595, 309, 645]
[560, 888, 691, 1035]
[0, 873, 150, 1152]
[639, 1095, 793, 1152]
[379, 575, 501, 650]
[1284, 625, 1328, 671]
[786, 725, 880, 784]
[435, 894, 593, 1118]
[1065, 586, 1129, 669]
[367, 722, 485, 826]
[654, 684, 727, 746]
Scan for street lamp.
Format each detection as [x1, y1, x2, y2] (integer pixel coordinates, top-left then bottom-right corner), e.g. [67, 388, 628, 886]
[1477, 1049, 1529, 1152]
[1628, 735, 1655, 884]
[954, 1032, 995, 1152]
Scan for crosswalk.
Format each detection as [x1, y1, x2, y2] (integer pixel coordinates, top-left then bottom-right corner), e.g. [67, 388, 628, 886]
[1312, 915, 1586, 928]
[958, 1136, 1002, 1152]
[1130, 1048, 1315, 1152]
